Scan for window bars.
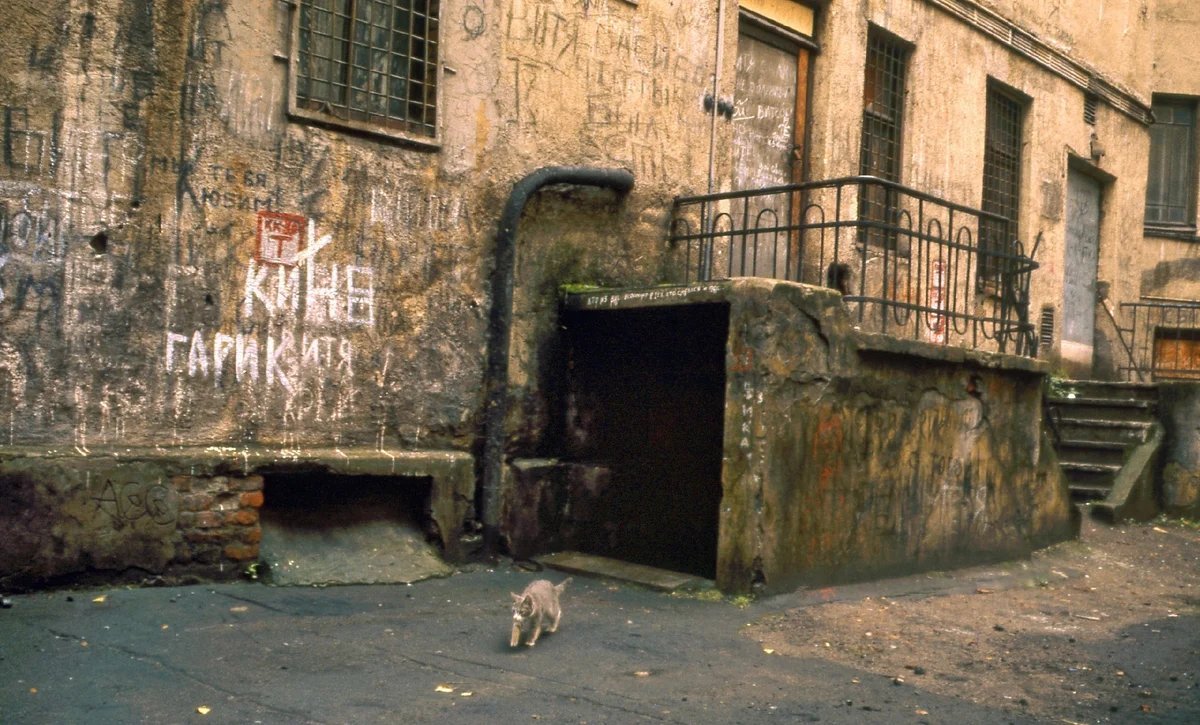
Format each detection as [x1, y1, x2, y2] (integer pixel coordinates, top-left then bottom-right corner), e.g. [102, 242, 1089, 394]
[980, 86, 1023, 283]
[296, 0, 440, 138]
[859, 29, 909, 250]
[1117, 301, 1200, 381]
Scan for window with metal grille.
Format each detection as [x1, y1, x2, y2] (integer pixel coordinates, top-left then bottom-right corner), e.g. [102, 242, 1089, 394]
[859, 28, 909, 249]
[1145, 98, 1197, 227]
[292, 0, 440, 143]
[979, 84, 1024, 283]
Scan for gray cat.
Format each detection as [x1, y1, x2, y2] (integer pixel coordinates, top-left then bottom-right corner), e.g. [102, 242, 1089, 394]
[510, 577, 572, 647]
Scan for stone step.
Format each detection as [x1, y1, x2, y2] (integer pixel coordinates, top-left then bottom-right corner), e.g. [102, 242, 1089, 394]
[1052, 419, 1153, 445]
[1046, 398, 1157, 424]
[1069, 483, 1113, 501]
[1054, 441, 1128, 468]
[1060, 461, 1123, 476]
[1047, 380, 1159, 404]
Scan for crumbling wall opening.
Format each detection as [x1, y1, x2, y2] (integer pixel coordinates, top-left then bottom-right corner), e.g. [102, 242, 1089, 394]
[562, 302, 729, 580]
[259, 471, 449, 585]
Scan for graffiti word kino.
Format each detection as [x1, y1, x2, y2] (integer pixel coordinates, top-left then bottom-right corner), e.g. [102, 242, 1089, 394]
[165, 214, 375, 393]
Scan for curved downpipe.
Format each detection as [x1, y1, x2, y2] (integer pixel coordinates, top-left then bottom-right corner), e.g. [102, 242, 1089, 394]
[480, 166, 635, 557]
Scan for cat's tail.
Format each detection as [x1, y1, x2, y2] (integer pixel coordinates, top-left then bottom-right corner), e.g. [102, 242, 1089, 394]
[555, 576, 573, 593]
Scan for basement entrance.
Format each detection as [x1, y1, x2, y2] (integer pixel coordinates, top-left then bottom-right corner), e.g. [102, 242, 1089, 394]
[560, 301, 729, 580]
[258, 472, 451, 585]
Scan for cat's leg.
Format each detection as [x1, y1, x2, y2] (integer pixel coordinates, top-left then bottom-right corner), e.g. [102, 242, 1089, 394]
[549, 609, 561, 633]
[527, 614, 542, 645]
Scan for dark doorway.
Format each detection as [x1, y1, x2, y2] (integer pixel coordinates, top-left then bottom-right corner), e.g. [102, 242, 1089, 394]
[561, 302, 729, 579]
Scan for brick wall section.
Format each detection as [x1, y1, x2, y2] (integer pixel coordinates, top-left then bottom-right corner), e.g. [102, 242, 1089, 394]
[171, 474, 264, 574]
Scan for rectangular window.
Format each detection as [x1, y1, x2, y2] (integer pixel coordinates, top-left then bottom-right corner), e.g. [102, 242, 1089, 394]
[979, 84, 1024, 283]
[292, 0, 440, 143]
[1145, 98, 1197, 227]
[859, 28, 909, 248]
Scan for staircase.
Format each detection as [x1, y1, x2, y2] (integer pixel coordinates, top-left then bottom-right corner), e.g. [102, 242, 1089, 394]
[1045, 381, 1162, 521]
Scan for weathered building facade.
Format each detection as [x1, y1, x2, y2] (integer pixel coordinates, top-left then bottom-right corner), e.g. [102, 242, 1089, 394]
[0, 0, 1193, 591]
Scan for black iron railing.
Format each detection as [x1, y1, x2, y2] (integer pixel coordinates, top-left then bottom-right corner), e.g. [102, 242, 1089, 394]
[668, 176, 1039, 356]
[1117, 301, 1200, 381]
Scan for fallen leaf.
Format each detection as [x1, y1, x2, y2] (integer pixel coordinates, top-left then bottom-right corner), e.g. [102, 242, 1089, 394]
[161, 624, 169, 630]
[29, 688, 38, 694]
[916, 709, 929, 716]
[92, 595, 106, 604]
[762, 648, 775, 655]
[975, 587, 995, 594]
[196, 705, 211, 715]
[229, 606, 249, 613]
[435, 684, 455, 694]
[460, 692, 474, 697]
[1153, 526, 1168, 534]
[634, 670, 651, 677]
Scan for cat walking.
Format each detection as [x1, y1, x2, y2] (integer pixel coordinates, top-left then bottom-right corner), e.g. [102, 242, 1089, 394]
[510, 577, 572, 647]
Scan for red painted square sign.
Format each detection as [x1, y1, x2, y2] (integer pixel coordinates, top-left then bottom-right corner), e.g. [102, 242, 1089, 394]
[256, 211, 307, 265]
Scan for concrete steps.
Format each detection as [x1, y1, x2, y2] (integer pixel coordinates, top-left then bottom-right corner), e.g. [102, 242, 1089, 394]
[1045, 381, 1159, 512]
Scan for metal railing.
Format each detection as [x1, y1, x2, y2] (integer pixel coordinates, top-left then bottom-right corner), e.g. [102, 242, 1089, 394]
[1116, 301, 1200, 381]
[668, 176, 1039, 356]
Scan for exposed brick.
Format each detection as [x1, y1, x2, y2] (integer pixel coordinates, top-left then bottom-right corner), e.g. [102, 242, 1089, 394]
[226, 509, 259, 526]
[214, 493, 241, 511]
[223, 544, 259, 561]
[176, 511, 197, 528]
[239, 490, 265, 508]
[193, 511, 222, 528]
[241, 527, 263, 544]
[183, 529, 230, 544]
[234, 475, 264, 492]
[170, 475, 193, 493]
[182, 493, 215, 512]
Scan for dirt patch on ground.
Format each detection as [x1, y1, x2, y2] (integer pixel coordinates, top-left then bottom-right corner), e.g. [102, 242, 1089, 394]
[748, 516, 1200, 723]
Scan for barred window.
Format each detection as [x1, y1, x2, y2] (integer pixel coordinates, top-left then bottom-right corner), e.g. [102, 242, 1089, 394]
[1145, 98, 1197, 227]
[293, 0, 440, 142]
[979, 84, 1025, 283]
[859, 28, 910, 249]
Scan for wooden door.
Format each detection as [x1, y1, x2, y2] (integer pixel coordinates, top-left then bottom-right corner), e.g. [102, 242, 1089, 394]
[728, 21, 809, 279]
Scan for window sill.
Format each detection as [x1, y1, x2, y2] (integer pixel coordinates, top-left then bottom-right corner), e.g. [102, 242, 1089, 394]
[287, 105, 441, 151]
[1144, 225, 1200, 242]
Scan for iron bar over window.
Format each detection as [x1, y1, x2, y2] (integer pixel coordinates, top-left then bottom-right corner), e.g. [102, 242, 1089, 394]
[979, 85, 1024, 283]
[296, 0, 440, 139]
[859, 28, 909, 249]
[1145, 98, 1197, 227]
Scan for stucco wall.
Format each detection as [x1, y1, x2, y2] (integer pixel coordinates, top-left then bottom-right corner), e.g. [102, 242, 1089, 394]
[806, 0, 1153, 376]
[1139, 0, 1200, 302]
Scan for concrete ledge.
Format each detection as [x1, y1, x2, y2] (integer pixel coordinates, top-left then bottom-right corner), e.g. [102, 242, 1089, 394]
[854, 331, 1049, 374]
[0, 445, 476, 564]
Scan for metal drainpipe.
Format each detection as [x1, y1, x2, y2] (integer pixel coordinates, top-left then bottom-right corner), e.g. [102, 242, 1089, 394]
[480, 166, 635, 558]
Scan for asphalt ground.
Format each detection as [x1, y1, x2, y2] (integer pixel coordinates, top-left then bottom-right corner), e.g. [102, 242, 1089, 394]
[1, 522, 1197, 724]
[0, 573, 1053, 723]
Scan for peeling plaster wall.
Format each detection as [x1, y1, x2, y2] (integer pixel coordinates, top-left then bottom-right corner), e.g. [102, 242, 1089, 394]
[0, 0, 722, 454]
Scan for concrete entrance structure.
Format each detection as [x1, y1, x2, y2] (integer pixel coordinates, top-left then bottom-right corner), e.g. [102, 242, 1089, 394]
[502, 280, 1076, 595]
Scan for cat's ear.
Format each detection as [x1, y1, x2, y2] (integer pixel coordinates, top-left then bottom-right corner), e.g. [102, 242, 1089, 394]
[511, 592, 522, 601]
